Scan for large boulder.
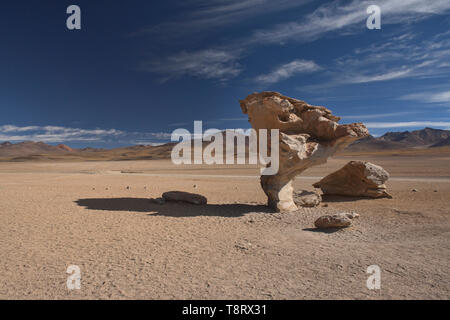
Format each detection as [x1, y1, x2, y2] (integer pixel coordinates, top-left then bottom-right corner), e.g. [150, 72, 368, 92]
[313, 161, 392, 198]
[240, 92, 369, 212]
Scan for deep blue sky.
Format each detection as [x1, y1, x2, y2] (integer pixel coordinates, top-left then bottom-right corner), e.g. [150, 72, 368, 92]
[1, 0, 449, 147]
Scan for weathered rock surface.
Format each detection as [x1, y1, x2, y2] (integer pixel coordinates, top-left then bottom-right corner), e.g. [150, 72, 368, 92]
[314, 212, 359, 229]
[313, 161, 392, 198]
[240, 92, 369, 212]
[162, 191, 207, 205]
[293, 191, 322, 207]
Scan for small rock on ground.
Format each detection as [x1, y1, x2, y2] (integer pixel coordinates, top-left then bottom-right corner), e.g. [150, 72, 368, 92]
[162, 191, 207, 205]
[314, 212, 359, 229]
[293, 190, 322, 207]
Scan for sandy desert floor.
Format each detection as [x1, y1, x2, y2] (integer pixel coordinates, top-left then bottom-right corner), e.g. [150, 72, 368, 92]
[0, 154, 449, 299]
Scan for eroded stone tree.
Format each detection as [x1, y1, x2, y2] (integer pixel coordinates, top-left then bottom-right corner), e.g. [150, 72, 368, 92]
[240, 92, 369, 212]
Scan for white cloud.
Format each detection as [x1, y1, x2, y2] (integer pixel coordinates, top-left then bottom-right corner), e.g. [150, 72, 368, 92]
[131, 142, 167, 146]
[341, 111, 420, 120]
[300, 30, 450, 91]
[255, 59, 320, 84]
[190, 0, 309, 18]
[146, 49, 242, 82]
[365, 121, 450, 129]
[250, 0, 450, 45]
[0, 125, 40, 133]
[0, 125, 172, 144]
[134, 0, 312, 38]
[142, 0, 450, 82]
[399, 90, 450, 104]
[347, 69, 413, 84]
[0, 125, 123, 143]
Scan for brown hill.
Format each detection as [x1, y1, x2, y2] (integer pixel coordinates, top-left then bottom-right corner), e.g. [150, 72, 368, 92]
[430, 136, 450, 147]
[0, 141, 177, 162]
[57, 144, 74, 152]
[0, 141, 75, 157]
[344, 136, 405, 152]
[379, 127, 449, 146]
[345, 128, 450, 152]
[1, 128, 449, 161]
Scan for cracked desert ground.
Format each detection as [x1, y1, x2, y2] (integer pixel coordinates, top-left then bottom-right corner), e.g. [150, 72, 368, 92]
[0, 153, 449, 299]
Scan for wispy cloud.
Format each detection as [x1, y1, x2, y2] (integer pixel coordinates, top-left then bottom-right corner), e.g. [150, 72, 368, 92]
[300, 30, 450, 92]
[250, 0, 450, 45]
[144, 49, 243, 82]
[142, 0, 450, 82]
[0, 125, 171, 145]
[365, 121, 450, 129]
[254, 59, 320, 84]
[0, 125, 41, 133]
[341, 111, 421, 120]
[0, 125, 123, 143]
[346, 69, 413, 84]
[134, 0, 312, 39]
[399, 90, 450, 104]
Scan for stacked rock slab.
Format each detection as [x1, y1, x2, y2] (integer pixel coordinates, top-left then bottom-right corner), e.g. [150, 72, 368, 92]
[240, 92, 369, 212]
[313, 161, 392, 198]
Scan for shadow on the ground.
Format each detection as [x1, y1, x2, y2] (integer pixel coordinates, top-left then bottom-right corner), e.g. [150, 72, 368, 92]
[321, 194, 370, 203]
[302, 227, 343, 234]
[75, 198, 272, 218]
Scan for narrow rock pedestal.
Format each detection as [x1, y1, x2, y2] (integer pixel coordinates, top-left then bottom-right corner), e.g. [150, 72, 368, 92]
[240, 92, 369, 212]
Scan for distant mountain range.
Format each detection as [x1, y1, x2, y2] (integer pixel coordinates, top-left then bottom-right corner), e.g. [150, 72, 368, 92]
[345, 127, 450, 152]
[0, 141, 175, 161]
[1, 128, 449, 161]
[0, 141, 74, 157]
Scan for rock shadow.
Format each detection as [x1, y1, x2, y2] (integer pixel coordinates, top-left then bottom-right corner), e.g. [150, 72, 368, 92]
[75, 197, 272, 218]
[302, 227, 344, 234]
[321, 194, 373, 203]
